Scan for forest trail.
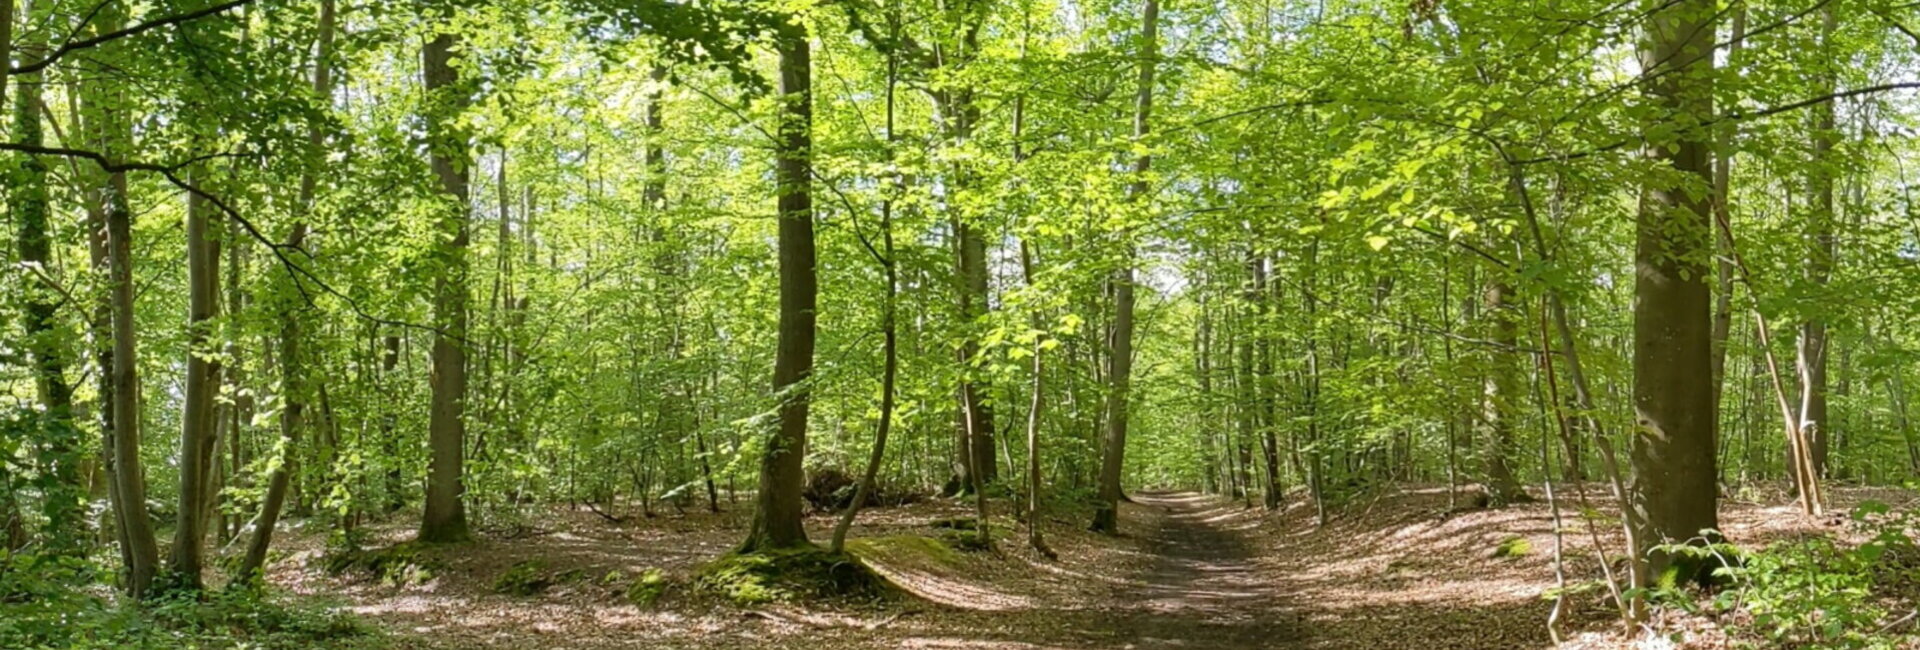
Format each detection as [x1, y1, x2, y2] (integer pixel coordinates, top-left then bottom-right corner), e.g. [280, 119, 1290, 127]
[892, 491, 1305, 650]
[282, 485, 1885, 649]
[1082, 491, 1303, 648]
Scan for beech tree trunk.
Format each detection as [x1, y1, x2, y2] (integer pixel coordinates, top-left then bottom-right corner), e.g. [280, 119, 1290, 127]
[107, 170, 160, 597]
[1794, 5, 1837, 484]
[1630, 0, 1718, 584]
[1481, 277, 1527, 506]
[420, 28, 473, 544]
[240, 0, 333, 578]
[742, 23, 814, 552]
[169, 166, 223, 590]
[1091, 0, 1157, 535]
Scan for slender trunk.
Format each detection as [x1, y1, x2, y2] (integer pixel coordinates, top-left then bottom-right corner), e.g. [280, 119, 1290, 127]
[1248, 252, 1282, 510]
[1794, 5, 1837, 483]
[1511, 161, 1646, 623]
[1020, 238, 1052, 557]
[107, 171, 160, 597]
[241, 1, 333, 577]
[830, 41, 902, 553]
[1709, 4, 1747, 418]
[742, 23, 814, 552]
[169, 164, 224, 590]
[1091, 0, 1157, 535]
[11, 6, 83, 549]
[420, 28, 473, 543]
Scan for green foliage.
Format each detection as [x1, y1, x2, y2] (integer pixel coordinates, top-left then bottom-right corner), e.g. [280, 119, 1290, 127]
[1699, 503, 1920, 649]
[625, 568, 672, 606]
[0, 553, 377, 649]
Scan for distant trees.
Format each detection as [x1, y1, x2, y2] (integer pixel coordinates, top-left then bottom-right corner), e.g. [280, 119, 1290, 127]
[0, 0, 1912, 623]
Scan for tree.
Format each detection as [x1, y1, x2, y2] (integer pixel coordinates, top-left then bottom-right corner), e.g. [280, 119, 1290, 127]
[1091, 0, 1158, 535]
[239, 0, 336, 580]
[741, 17, 814, 553]
[1629, 0, 1719, 583]
[420, 19, 474, 545]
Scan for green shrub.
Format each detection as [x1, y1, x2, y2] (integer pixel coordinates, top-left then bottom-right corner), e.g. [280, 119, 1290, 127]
[1698, 502, 1920, 649]
[0, 554, 378, 649]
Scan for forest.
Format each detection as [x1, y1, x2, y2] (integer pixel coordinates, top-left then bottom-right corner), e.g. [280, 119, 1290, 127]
[2, 0, 1920, 647]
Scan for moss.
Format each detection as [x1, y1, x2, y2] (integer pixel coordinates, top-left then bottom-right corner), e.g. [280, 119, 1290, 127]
[322, 542, 441, 587]
[1491, 536, 1531, 559]
[492, 560, 554, 596]
[847, 535, 963, 566]
[695, 546, 893, 606]
[939, 528, 993, 552]
[928, 517, 979, 531]
[626, 568, 671, 606]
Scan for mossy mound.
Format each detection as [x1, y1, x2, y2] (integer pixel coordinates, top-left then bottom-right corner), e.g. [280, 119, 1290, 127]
[847, 535, 963, 567]
[938, 528, 993, 552]
[321, 542, 442, 587]
[695, 546, 893, 606]
[928, 517, 979, 531]
[626, 568, 672, 606]
[1490, 536, 1531, 559]
[492, 560, 555, 596]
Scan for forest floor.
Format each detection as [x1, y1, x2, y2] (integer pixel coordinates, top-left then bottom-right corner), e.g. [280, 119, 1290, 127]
[265, 483, 1906, 649]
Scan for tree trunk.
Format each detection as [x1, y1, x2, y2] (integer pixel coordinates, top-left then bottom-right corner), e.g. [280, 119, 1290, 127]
[107, 170, 160, 598]
[420, 28, 473, 544]
[169, 165, 224, 590]
[1481, 276, 1527, 505]
[1090, 0, 1157, 535]
[1708, 4, 1746, 423]
[238, 0, 334, 579]
[741, 23, 814, 553]
[1794, 4, 1837, 484]
[1630, 0, 1718, 585]
[11, 9, 83, 549]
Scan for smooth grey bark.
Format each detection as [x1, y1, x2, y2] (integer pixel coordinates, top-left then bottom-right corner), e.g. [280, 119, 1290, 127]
[1091, 0, 1157, 535]
[1630, 0, 1719, 586]
[421, 28, 473, 544]
[742, 23, 814, 552]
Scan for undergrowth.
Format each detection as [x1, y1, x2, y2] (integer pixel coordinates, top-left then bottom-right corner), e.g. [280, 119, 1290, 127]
[0, 553, 378, 649]
[1654, 501, 1920, 649]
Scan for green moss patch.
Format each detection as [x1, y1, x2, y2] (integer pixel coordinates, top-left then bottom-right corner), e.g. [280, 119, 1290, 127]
[492, 560, 555, 596]
[1491, 536, 1531, 559]
[321, 542, 442, 587]
[695, 546, 893, 606]
[847, 535, 964, 567]
[626, 568, 672, 606]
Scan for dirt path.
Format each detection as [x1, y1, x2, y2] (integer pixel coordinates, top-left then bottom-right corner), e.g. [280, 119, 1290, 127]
[296, 485, 1760, 648]
[1095, 491, 1304, 647]
[883, 491, 1303, 650]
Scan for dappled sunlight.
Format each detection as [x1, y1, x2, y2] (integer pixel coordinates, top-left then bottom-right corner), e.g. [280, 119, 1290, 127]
[864, 563, 1039, 611]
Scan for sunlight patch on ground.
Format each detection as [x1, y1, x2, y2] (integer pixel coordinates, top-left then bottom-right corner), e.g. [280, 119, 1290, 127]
[863, 563, 1038, 611]
[901, 637, 1083, 649]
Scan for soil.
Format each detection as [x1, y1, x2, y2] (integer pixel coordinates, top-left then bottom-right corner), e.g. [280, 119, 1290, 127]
[265, 484, 1897, 649]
